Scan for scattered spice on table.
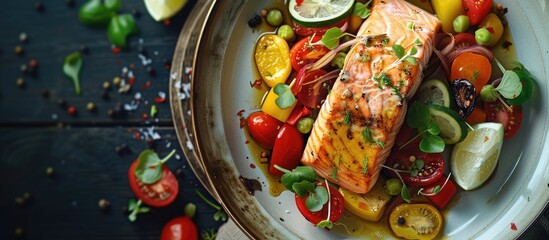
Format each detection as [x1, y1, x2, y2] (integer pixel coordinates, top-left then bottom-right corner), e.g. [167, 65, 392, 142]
[46, 166, 55, 177]
[14, 45, 24, 55]
[35, 1, 45, 12]
[103, 81, 111, 90]
[87, 102, 96, 112]
[16, 78, 25, 88]
[98, 198, 110, 210]
[57, 99, 66, 108]
[29, 59, 39, 68]
[40, 89, 49, 98]
[19, 32, 28, 43]
[67, 105, 77, 116]
[15, 227, 24, 238]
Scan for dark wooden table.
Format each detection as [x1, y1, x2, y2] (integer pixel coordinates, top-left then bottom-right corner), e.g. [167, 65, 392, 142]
[0, 1, 224, 239]
[1, 1, 548, 240]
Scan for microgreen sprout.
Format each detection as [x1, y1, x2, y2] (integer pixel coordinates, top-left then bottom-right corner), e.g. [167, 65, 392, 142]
[417, 173, 453, 196]
[128, 199, 150, 222]
[480, 58, 523, 112]
[399, 102, 445, 153]
[195, 190, 228, 222]
[382, 165, 411, 203]
[353, 0, 373, 19]
[134, 149, 176, 184]
[201, 229, 218, 240]
[315, 179, 333, 229]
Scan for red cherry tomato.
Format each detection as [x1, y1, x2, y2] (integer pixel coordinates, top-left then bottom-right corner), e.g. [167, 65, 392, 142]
[295, 182, 345, 226]
[296, 69, 332, 108]
[422, 175, 457, 209]
[462, 0, 493, 25]
[290, 36, 330, 72]
[291, 18, 348, 37]
[385, 150, 445, 187]
[484, 100, 523, 139]
[453, 32, 477, 50]
[247, 111, 283, 149]
[128, 160, 178, 207]
[160, 216, 198, 240]
[269, 124, 304, 177]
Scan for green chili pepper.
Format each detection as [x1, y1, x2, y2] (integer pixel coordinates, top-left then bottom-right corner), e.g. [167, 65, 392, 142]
[107, 14, 139, 48]
[78, 0, 121, 27]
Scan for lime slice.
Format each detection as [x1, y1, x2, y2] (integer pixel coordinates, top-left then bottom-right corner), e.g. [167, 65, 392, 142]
[144, 0, 188, 21]
[427, 104, 468, 144]
[417, 79, 451, 108]
[451, 122, 504, 190]
[289, 0, 354, 28]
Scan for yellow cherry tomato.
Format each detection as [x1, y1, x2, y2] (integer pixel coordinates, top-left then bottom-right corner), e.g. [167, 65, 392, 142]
[255, 35, 292, 88]
[348, 15, 363, 35]
[431, 0, 465, 33]
[261, 87, 296, 122]
[389, 203, 443, 240]
[339, 178, 392, 221]
[478, 13, 504, 47]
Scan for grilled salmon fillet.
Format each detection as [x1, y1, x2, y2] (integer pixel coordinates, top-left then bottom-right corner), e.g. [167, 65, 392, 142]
[301, 0, 440, 194]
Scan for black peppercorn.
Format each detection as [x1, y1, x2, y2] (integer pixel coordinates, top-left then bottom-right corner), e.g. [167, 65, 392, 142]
[57, 99, 67, 108]
[248, 14, 262, 28]
[98, 198, 110, 210]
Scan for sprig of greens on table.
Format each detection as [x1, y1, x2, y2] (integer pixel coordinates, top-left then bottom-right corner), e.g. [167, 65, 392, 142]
[79, 0, 139, 48]
[128, 199, 150, 222]
[196, 190, 228, 222]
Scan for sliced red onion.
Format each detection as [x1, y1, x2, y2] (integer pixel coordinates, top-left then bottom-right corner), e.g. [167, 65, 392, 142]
[292, 63, 314, 95]
[311, 69, 341, 95]
[446, 45, 494, 64]
[309, 38, 359, 71]
[433, 49, 450, 75]
[434, 33, 455, 55]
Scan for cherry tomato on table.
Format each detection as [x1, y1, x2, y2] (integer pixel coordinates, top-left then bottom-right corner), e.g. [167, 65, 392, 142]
[462, 0, 493, 25]
[160, 216, 198, 240]
[128, 160, 179, 207]
[485, 100, 523, 139]
[295, 182, 345, 226]
[269, 123, 304, 177]
[290, 36, 330, 72]
[246, 111, 283, 149]
[421, 175, 457, 209]
[291, 18, 348, 37]
[385, 149, 445, 187]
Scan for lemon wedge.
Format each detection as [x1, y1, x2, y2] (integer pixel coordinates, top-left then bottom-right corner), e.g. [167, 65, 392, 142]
[144, 0, 188, 21]
[451, 122, 504, 190]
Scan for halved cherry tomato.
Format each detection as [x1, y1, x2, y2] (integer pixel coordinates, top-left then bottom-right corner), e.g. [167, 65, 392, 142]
[160, 216, 198, 240]
[290, 36, 330, 72]
[465, 106, 487, 126]
[485, 100, 523, 139]
[385, 150, 445, 187]
[478, 13, 504, 47]
[462, 0, 493, 25]
[128, 160, 178, 207]
[422, 175, 457, 209]
[291, 18, 348, 37]
[453, 33, 477, 50]
[450, 51, 491, 96]
[296, 69, 332, 108]
[269, 124, 304, 177]
[295, 182, 345, 226]
[389, 203, 443, 240]
[247, 111, 283, 149]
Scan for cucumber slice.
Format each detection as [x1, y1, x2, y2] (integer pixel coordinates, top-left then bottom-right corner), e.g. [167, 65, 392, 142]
[427, 104, 468, 144]
[289, 0, 354, 28]
[417, 79, 451, 108]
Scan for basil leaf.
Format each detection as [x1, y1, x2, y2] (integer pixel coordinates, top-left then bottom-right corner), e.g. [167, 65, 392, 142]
[406, 102, 431, 128]
[392, 44, 405, 59]
[292, 181, 315, 198]
[419, 134, 445, 153]
[496, 70, 522, 99]
[321, 27, 343, 50]
[78, 0, 121, 27]
[63, 51, 83, 96]
[107, 14, 139, 48]
[273, 83, 296, 109]
[305, 186, 328, 212]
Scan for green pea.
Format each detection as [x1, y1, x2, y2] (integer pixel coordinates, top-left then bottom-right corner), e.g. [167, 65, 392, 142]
[385, 178, 403, 196]
[277, 24, 295, 42]
[297, 117, 314, 134]
[340, 35, 354, 53]
[475, 28, 493, 46]
[331, 52, 347, 69]
[267, 9, 283, 27]
[453, 15, 470, 33]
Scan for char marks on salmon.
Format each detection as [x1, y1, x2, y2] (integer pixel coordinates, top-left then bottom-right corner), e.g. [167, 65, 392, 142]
[301, 0, 440, 194]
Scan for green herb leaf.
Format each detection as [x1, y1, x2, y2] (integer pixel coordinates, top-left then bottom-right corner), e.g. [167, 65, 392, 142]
[213, 210, 228, 222]
[344, 110, 351, 125]
[471, 70, 480, 83]
[330, 166, 339, 181]
[353, 1, 372, 19]
[374, 72, 391, 89]
[196, 190, 227, 222]
[201, 229, 218, 240]
[409, 46, 418, 55]
[362, 156, 369, 174]
[406, 102, 431, 128]
[280, 166, 318, 192]
[107, 14, 139, 48]
[480, 84, 498, 102]
[407, 21, 415, 30]
[419, 134, 445, 153]
[273, 83, 296, 109]
[409, 159, 424, 177]
[426, 123, 440, 135]
[78, 0, 121, 27]
[63, 51, 83, 96]
[414, 38, 422, 46]
[150, 105, 158, 118]
[134, 149, 176, 184]
[401, 184, 411, 203]
[293, 181, 316, 198]
[321, 27, 344, 50]
[127, 199, 148, 222]
[305, 185, 328, 212]
[317, 220, 334, 229]
[392, 44, 405, 59]
[382, 38, 389, 45]
[496, 70, 522, 99]
[405, 56, 418, 65]
[432, 185, 441, 194]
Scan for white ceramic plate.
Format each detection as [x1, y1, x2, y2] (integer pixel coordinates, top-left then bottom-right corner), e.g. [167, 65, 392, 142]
[178, 0, 549, 239]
